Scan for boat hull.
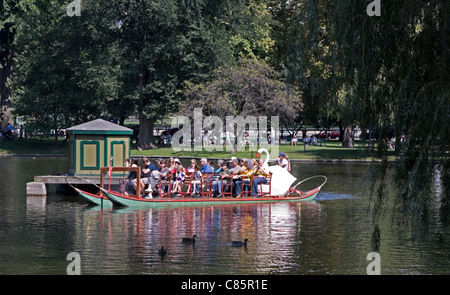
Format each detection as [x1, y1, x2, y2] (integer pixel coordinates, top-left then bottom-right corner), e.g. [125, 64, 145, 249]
[102, 187, 321, 208]
[73, 187, 112, 207]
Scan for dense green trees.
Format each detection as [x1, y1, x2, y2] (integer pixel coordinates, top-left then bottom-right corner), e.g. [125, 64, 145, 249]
[11, 0, 280, 144]
[285, 0, 449, 244]
[180, 59, 300, 119]
[0, 0, 39, 126]
[12, 1, 121, 142]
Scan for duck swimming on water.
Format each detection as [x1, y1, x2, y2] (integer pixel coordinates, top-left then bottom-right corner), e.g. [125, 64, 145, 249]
[231, 239, 249, 247]
[182, 235, 197, 244]
[158, 246, 167, 256]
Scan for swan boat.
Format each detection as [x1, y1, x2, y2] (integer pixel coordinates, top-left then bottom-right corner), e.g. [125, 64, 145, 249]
[67, 155, 327, 209]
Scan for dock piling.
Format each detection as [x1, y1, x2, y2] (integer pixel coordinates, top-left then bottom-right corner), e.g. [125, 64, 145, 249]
[26, 182, 47, 197]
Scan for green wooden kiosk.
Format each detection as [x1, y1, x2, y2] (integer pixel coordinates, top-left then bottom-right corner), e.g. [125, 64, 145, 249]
[66, 119, 133, 176]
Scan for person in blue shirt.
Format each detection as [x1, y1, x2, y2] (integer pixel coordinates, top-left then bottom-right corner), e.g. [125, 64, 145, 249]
[200, 158, 213, 173]
[195, 158, 213, 194]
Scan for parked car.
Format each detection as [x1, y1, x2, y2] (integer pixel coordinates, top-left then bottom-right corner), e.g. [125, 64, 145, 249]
[327, 131, 340, 139]
[313, 131, 340, 140]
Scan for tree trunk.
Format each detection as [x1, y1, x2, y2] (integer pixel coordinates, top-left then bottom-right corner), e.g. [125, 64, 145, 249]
[138, 112, 155, 146]
[0, 52, 13, 127]
[342, 124, 354, 148]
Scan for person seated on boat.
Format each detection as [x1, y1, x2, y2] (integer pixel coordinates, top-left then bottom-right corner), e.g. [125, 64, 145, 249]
[277, 152, 289, 169]
[139, 157, 155, 196]
[167, 157, 175, 172]
[251, 158, 270, 197]
[228, 157, 241, 175]
[212, 161, 230, 198]
[188, 159, 197, 173]
[124, 158, 139, 196]
[172, 164, 186, 195]
[194, 158, 213, 194]
[145, 159, 171, 196]
[144, 157, 156, 171]
[169, 158, 181, 175]
[232, 158, 248, 179]
[154, 158, 163, 171]
[191, 165, 202, 196]
[214, 159, 224, 173]
[158, 159, 171, 192]
[234, 159, 254, 198]
[200, 158, 213, 173]
[225, 157, 241, 195]
[141, 157, 153, 177]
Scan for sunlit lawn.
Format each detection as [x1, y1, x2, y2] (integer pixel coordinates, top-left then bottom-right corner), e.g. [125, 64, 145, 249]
[132, 141, 386, 161]
[0, 137, 395, 161]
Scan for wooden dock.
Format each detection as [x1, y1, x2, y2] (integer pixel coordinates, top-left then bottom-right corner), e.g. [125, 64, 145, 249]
[28, 175, 123, 197]
[34, 175, 123, 184]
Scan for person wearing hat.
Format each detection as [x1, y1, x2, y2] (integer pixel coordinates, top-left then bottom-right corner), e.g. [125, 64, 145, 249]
[278, 152, 288, 169]
[169, 158, 182, 174]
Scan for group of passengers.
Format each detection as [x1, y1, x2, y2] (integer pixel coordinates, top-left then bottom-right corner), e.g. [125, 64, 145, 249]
[122, 152, 290, 199]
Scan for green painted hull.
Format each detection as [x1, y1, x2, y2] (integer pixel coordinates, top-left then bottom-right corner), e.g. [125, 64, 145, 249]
[102, 188, 321, 208]
[74, 187, 112, 207]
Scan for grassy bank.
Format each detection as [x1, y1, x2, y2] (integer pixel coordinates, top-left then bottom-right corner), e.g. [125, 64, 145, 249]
[132, 141, 388, 161]
[0, 138, 69, 155]
[0, 138, 394, 161]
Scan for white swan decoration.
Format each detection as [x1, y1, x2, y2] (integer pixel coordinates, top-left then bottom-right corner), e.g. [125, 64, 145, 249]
[256, 148, 297, 196]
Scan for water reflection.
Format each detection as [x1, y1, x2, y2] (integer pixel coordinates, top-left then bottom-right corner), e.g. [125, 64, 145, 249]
[2, 157, 450, 274]
[70, 202, 323, 274]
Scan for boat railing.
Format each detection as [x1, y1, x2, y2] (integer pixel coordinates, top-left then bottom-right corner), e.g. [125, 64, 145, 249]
[100, 166, 141, 199]
[291, 175, 327, 191]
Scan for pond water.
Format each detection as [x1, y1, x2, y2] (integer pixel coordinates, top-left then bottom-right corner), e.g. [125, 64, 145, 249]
[0, 156, 449, 275]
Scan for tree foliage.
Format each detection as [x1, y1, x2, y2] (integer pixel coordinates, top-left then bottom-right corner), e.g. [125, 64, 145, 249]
[0, 0, 44, 126]
[179, 58, 301, 152]
[181, 59, 301, 119]
[12, 0, 122, 141]
[286, 0, 449, 244]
